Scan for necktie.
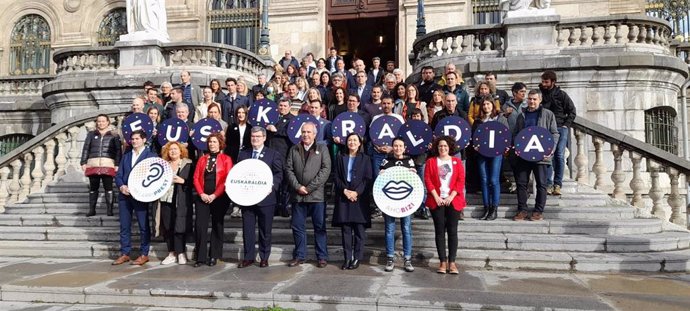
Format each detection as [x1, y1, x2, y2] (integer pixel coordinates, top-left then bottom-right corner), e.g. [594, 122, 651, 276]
[252, 151, 258, 159]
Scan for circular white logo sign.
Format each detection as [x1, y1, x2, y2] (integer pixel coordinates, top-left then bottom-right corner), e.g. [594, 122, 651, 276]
[225, 158, 273, 206]
[373, 166, 424, 218]
[128, 157, 174, 202]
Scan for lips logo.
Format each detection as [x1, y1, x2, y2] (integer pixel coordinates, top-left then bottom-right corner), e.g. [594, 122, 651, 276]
[382, 180, 413, 201]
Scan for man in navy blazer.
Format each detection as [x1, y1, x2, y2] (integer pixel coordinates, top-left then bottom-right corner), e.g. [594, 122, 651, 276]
[236, 126, 284, 268]
[222, 77, 251, 124]
[348, 71, 372, 106]
[112, 130, 157, 266]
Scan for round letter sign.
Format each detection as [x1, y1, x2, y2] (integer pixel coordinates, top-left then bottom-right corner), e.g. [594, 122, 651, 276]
[514, 126, 555, 162]
[127, 157, 174, 202]
[373, 166, 424, 218]
[472, 121, 511, 158]
[225, 158, 273, 206]
[433, 116, 471, 150]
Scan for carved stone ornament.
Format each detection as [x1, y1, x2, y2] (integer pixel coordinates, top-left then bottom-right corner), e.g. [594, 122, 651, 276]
[64, 0, 81, 13]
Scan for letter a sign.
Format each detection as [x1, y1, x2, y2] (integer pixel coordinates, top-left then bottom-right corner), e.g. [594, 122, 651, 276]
[514, 126, 555, 162]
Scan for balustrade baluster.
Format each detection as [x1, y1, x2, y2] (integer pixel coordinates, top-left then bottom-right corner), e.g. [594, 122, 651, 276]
[646, 26, 654, 44]
[629, 151, 647, 213]
[67, 127, 81, 170]
[31, 146, 44, 193]
[9, 160, 21, 203]
[54, 133, 67, 181]
[481, 35, 491, 51]
[461, 35, 470, 53]
[229, 54, 237, 70]
[580, 25, 589, 46]
[610, 144, 626, 200]
[574, 130, 589, 184]
[473, 35, 481, 51]
[43, 139, 56, 188]
[0, 167, 10, 213]
[647, 161, 665, 220]
[568, 27, 577, 46]
[18, 154, 32, 202]
[615, 23, 624, 44]
[637, 25, 647, 43]
[441, 37, 449, 55]
[603, 24, 613, 44]
[450, 36, 458, 54]
[200, 49, 208, 66]
[592, 137, 606, 189]
[666, 167, 684, 225]
[556, 28, 566, 47]
[591, 25, 602, 45]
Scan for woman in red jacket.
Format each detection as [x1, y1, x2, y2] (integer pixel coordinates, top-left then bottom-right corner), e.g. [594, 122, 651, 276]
[424, 136, 466, 275]
[193, 133, 233, 267]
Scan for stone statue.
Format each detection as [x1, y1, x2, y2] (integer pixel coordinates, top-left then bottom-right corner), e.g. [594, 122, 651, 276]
[500, 0, 551, 12]
[122, 0, 170, 42]
[500, 0, 554, 18]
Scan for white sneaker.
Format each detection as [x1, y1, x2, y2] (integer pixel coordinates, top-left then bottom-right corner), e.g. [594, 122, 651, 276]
[161, 254, 177, 265]
[178, 253, 188, 265]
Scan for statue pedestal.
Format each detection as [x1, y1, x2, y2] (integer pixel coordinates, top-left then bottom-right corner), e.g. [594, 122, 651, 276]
[503, 12, 560, 57]
[114, 40, 166, 74]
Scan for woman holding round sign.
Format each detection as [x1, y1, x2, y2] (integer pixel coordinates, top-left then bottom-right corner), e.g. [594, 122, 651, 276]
[472, 95, 510, 221]
[424, 136, 466, 275]
[192, 133, 233, 267]
[333, 132, 372, 270]
[379, 137, 417, 273]
[159, 141, 193, 265]
[80, 114, 121, 217]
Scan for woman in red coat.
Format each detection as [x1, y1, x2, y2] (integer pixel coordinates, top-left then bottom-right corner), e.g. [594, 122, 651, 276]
[193, 133, 233, 267]
[424, 136, 466, 275]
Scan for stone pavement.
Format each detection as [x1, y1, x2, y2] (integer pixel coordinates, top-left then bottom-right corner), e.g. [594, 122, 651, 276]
[0, 257, 689, 311]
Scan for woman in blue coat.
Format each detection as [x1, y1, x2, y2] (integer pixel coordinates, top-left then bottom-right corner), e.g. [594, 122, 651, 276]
[332, 132, 372, 270]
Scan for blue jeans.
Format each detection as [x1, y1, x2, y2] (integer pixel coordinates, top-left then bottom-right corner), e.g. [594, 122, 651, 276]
[477, 155, 503, 207]
[384, 215, 412, 259]
[291, 202, 328, 260]
[118, 195, 150, 256]
[547, 127, 569, 187]
[372, 151, 386, 177]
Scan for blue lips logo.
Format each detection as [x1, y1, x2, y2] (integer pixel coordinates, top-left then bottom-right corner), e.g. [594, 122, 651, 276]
[382, 180, 413, 201]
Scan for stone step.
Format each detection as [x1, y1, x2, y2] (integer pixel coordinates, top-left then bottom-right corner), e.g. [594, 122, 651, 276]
[0, 205, 637, 224]
[0, 223, 682, 252]
[0, 240, 688, 272]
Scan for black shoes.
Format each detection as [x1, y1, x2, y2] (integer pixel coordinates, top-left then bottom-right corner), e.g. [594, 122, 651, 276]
[348, 259, 360, 270]
[482, 206, 498, 221]
[341, 260, 350, 270]
[479, 206, 490, 219]
[259, 260, 269, 268]
[208, 258, 217, 266]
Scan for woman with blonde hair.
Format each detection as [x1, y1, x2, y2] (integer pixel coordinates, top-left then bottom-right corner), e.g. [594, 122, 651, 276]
[159, 141, 194, 265]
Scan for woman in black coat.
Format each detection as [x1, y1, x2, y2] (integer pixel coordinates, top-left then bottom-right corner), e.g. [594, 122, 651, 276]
[333, 132, 372, 270]
[224, 105, 251, 163]
[159, 141, 194, 265]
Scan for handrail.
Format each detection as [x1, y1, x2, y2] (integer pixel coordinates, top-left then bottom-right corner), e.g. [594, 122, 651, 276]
[411, 23, 504, 54]
[0, 108, 128, 167]
[572, 116, 690, 175]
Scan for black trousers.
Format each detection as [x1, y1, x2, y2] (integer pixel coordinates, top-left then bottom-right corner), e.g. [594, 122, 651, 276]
[88, 175, 113, 192]
[515, 159, 548, 213]
[430, 206, 459, 262]
[160, 202, 186, 254]
[241, 205, 275, 261]
[194, 195, 229, 262]
[341, 223, 366, 261]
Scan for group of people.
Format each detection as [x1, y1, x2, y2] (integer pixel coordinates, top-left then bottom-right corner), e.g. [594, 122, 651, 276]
[79, 49, 575, 274]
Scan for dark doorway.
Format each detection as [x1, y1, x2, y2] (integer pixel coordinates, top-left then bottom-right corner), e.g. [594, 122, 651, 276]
[329, 17, 397, 69]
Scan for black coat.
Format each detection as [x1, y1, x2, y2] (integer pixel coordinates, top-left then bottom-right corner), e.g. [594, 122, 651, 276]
[172, 159, 194, 234]
[332, 153, 372, 227]
[269, 113, 294, 159]
[224, 123, 251, 164]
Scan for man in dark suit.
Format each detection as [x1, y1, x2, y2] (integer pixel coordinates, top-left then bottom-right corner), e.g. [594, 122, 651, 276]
[367, 57, 383, 87]
[348, 71, 372, 107]
[325, 47, 341, 73]
[285, 122, 331, 268]
[236, 126, 284, 268]
[222, 77, 250, 124]
[179, 71, 202, 121]
[268, 99, 294, 217]
[112, 130, 157, 266]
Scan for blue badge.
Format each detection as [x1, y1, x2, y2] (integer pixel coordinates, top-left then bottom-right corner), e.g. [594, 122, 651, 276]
[397, 120, 432, 156]
[369, 115, 403, 146]
[514, 126, 555, 162]
[248, 99, 279, 128]
[433, 116, 471, 150]
[287, 114, 319, 145]
[331, 112, 366, 143]
[191, 118, 223, 151]
[473, 121, 511, 158]
[157, 118, 189, 146]
[122, 113, 154, 144]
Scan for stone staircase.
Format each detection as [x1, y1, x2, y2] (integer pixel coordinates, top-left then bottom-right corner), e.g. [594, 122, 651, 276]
[0, 179, 688, 273]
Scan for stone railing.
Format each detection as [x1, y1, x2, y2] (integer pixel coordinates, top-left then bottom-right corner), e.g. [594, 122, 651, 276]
[556, 15, 672, 53]
[0, 75, 55, 96]
[0, 109, 128, 213]
[409, 24, 505, 67]
[572, 116, 689, 227]
[53, 47, 120, 74]
[672, 41, 690, 65]
[162, 41, 274, 78]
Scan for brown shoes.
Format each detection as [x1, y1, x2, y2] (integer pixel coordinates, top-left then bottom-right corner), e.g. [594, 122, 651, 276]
[288, 259, 304, 267]
[448, 262, 459, 274]
[437, 261, 447, 274]
[238, 260, 255, 268]
[530, 212, 544, 221]
[131, 255, 149, 266]
[513, 211, 528, 221]
[112, 255, 130, 265]
[317, 259, 328, 268]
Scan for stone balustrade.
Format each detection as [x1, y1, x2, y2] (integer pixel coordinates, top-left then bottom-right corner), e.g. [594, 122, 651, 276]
[0, 109, 127, 213]
[409, 24, 505, 68]
[53, 47, 120, 74]
[162, 42, 271, 78]
[572, 116, 689, 227]
[672, 41, 690, 65]
[556, 15, 672, 53]
[0, 75, 55, 96]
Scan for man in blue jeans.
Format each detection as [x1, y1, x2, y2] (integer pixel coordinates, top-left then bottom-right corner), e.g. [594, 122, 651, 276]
[285, 122, 331, 268]
[539, 70, 576, 196]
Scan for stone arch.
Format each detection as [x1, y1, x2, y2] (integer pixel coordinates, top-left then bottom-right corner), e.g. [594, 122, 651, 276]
[82, 0, 126, 46]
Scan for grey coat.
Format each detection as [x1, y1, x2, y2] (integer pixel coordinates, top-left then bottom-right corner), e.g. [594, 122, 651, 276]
[514, 106, 560, 165]
[285, 143, 331, 203]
